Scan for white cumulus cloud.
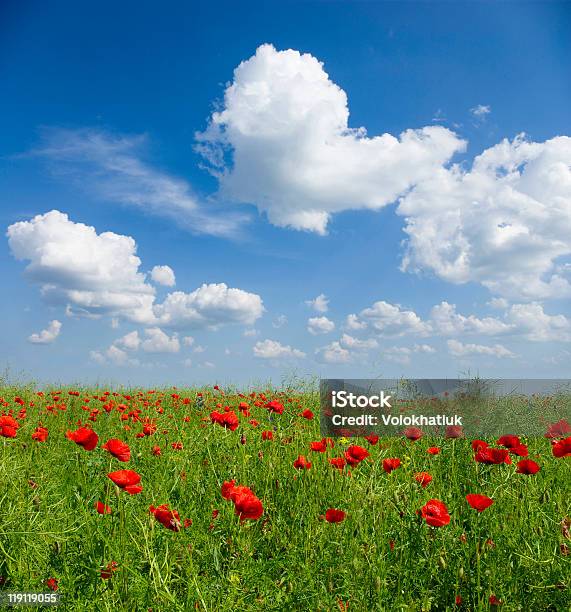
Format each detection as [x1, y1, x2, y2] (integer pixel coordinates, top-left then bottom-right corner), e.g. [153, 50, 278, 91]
[399, 135, 571, 300]
[253, 339, 305, 359]
[306, 294, 329, 313]
[339, 333, 378, 350]
[196, 44, 465, 234]
[307, 316, 335, 335]
[315, 341, 352, 364]
[150, 265, 176, 287]
[447, 339, 515, 358]
[430, 301, 513, 335]
[359, 301, 431, 337]
[153, 283, 264, 330]
[28, 320, 62, 344]
[114, 330, 141, 351]
[8, 210, 156, 323]
[141, 328, 180, 353]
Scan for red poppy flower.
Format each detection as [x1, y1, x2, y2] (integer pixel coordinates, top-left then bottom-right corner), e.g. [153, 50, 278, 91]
[403, 427, 423, 441]
[364, 433, 379, 445]
[344, 445, 369, 466]
[261, 430, 274, 441]
[142, 422, 157, 436]
[545, 419, 571, 439]
[516, 459, 540, 474]
[497, 434, 520, 448]
[414, 472, 432, 488]
[184, 518, 192, 528]
[552, 436, 571, 458]
[108, 469, 142, 494]
[445, 425, 463, 439]
[466, 493, 494, 512]
[171, 442, 183, 450]
[310, 439, 327, 452]
[102, 438, 130, 462]
[329, 457, 347, 470]
[100, 561, 118, 580]
[151, 445, 161, 456]
[293, 455, 312, 470]
[455, 595, 462, 606]
[427, 447, 441, 455]
[0, 415, 20, 438]
[489, 595, 502, 606]
[233, 492, 264, 521]
[383, 458, 401, 473]
[472, 439, 488, 452]
[66, 426, 98, 451]
[221, 480, 237, 500]
[475, 447, 511, 464]
[509, 443, 529, 457]
[31, 426, 49, 442]
[420, 499, 451, 527]
[45, 578, 58, 591]
[325, 509, 346, 523]
[301, 409, 314, 420]
[265, 400, 284, 414]
[149, 504, 181, 532]
[95, 501, 112, 515]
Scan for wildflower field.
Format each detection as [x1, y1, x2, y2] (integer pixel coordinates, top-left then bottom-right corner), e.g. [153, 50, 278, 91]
[0, 385, 569, 611]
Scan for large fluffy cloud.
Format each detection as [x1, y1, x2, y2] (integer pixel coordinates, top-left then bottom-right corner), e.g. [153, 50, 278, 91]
[399, 135, 571, 299]
[196, 44, 465, 234]
[7, 211, 264, 330]
[8, 210, 156, 323]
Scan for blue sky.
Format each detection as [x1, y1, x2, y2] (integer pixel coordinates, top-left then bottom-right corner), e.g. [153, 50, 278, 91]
[1, 1, 570, 387]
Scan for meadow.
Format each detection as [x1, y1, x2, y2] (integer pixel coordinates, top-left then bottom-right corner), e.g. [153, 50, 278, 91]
[0, 384, 569, 611]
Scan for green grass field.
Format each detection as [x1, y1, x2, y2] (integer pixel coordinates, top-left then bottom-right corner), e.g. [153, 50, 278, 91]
[0, 385, 569, 611]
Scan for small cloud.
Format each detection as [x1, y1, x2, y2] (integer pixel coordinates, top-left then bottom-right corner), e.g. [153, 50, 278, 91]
[447, 339, 515, 358]
[253, 339, 305, 359]
[150, 265, 176, 287]
[315, 341, 352, 364]
[90, 345, 139, 367]
[243, 328, 259, 337]
[182, 336, 195, 347]
[339, 334, 378, 351]
[470, 104, 491, 120]
[432, 109, 446, 123]
[141, 328, 180, 353]
[182, 358, 193, 367]
[28, 320, 62, 344]
[272, 314, 288, 329]
[413, 343, 436, 354]
[193, 345, 205, 353]
[307, 316, 335, 335]
[115, 330, 141, 351]
[305, 294, 329, 313]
